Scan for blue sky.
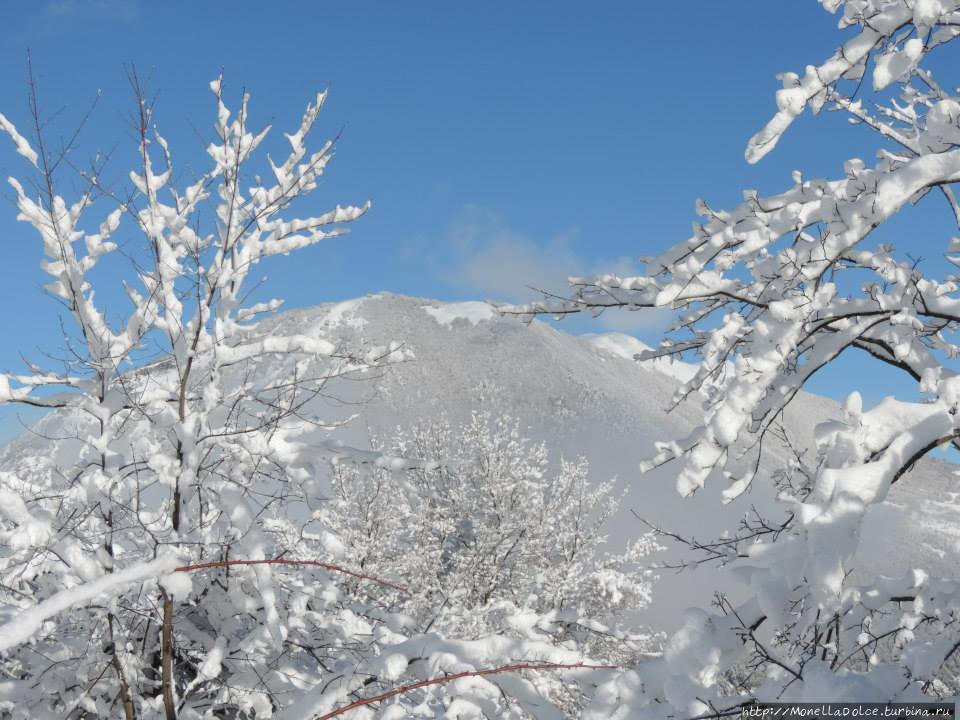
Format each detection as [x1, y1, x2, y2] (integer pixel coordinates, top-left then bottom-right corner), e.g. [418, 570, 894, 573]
[0, 0, 953, 438]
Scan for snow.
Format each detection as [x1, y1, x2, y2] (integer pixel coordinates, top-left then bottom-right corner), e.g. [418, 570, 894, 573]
[0, 113, 38, 167]
[423, 301, 497, 327]
[159, 569, 194, 601]
[0, 554, 179, 652]
[582, 333, 698, 382]
[320, 296, 372, 330]
[383, 653, 408, 680]
[0, 482, 52, 549]
[873, 38, 924, 90]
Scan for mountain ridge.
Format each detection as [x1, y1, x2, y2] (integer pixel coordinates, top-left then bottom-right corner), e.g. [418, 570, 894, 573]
[1, 292, 954, 630]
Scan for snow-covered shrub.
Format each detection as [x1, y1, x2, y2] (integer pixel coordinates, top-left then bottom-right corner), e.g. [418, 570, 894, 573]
[322, 409, 662, 716]
[0, 72, 408, 719]
[323, 410, 662, 657]
[506, 0, 960, 716]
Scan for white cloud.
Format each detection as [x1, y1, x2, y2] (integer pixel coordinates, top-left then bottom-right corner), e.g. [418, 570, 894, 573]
[445, 205, 580, 302]
[442, 204, 674, 333]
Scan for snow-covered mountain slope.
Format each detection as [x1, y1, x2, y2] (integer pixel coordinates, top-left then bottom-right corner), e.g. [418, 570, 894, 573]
[0, 293, 954, 631]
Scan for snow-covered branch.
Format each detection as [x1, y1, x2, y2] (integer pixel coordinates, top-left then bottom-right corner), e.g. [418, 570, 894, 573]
[507, 0, 960, 714]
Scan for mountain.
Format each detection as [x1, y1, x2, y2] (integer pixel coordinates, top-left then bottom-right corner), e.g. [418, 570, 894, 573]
[0, 293, 954, 632]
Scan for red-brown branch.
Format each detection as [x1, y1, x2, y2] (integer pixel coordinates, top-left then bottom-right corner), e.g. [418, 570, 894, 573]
[174, 559, 410, 594]
[316, 661, 618, 719]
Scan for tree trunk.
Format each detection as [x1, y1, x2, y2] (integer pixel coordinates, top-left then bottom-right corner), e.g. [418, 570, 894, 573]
[109, 613, 137, 720]
[161, 592, 176, 720]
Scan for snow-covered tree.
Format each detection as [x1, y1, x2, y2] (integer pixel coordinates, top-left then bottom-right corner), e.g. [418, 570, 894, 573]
[0, 70, 415, 719]
[507, 0, 960, 716]
[322, 410, 661, 672]
[0, 72, 634, 720]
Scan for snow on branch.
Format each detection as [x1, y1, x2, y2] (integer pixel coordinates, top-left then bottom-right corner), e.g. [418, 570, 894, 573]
[0, 556, 410, 657]
[0, 112, 38, 166]
[0, 554, 179, 653]
[0, 72, 423, 720]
